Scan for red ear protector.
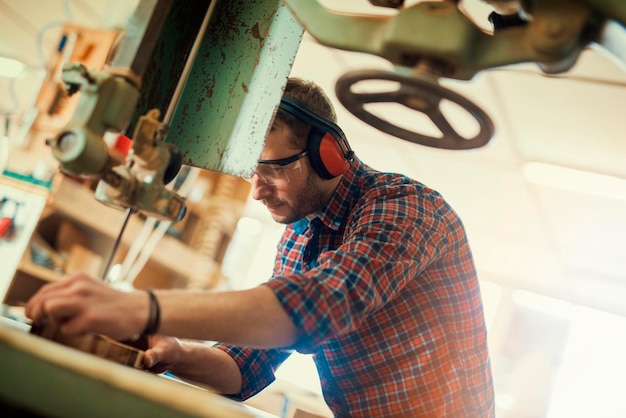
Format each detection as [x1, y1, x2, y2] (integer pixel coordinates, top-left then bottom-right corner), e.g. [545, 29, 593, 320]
[279, 96, 354, 179]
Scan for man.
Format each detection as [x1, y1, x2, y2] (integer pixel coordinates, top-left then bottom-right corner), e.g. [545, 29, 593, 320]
[26, 78, 495, 417]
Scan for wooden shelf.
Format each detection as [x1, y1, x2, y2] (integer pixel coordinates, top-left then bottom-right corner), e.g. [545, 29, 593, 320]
[3, 166, 250, 304]
[47, 175, 217, 283]
[4, 173, 218, 297]
[17, 253, 65, 283]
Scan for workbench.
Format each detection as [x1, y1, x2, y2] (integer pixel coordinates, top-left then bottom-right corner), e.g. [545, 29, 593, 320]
[0, 317, 276, 418]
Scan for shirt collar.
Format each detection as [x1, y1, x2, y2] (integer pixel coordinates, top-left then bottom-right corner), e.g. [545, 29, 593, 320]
[313, 157, 365, 231]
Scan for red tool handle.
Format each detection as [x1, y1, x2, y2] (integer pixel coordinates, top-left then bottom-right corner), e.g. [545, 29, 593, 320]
[0, 217, 13, 238]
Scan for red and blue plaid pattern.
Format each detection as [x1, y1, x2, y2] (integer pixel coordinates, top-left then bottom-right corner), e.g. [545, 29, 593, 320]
[217, 159, 494, 417]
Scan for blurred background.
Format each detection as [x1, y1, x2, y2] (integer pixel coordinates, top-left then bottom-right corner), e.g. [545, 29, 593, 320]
[1, 1, 625, 417]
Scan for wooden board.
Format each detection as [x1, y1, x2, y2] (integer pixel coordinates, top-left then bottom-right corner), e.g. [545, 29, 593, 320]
[0, 322, 262, 417]
[30, 319, 145, 369]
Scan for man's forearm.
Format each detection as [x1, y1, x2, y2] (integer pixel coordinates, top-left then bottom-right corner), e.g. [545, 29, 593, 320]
[155, 285, 298, 348]
[169, 341, 243, 395]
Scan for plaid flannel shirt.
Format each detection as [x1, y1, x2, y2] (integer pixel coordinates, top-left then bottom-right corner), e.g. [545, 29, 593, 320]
[216, 159, 495, 417]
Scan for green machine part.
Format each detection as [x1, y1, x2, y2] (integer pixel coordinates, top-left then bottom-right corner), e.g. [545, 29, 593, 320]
[45, 0, 303, 217]
[140, 0, 304, 177]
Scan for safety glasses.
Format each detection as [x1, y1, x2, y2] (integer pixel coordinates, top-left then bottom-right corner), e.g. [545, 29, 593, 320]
[252, 150, 308, 185]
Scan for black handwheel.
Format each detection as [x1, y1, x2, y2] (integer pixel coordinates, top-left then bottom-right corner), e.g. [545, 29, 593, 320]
[335, 70, 495, 150]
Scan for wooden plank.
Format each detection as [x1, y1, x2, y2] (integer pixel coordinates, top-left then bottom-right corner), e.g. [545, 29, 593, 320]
[0, 324, 258, 417]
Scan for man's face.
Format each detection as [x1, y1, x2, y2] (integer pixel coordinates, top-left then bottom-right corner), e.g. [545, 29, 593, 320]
[250, 125, 331, 224]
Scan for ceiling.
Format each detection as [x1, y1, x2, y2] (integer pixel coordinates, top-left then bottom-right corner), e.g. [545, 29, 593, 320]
[1, 1, 625, 315]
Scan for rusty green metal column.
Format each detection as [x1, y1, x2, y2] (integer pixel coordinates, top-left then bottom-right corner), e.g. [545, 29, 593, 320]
[167, 0, 304, 176]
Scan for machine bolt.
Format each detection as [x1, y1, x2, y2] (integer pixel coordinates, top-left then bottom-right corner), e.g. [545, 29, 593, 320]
[57, 132, 78, 153]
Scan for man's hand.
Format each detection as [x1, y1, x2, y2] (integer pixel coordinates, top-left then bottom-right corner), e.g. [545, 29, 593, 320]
[143, 335, 183, 373]
[25, 273, 147, 341]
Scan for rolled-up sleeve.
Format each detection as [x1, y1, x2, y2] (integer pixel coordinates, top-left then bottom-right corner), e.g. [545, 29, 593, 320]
[213, 344, 292, 401]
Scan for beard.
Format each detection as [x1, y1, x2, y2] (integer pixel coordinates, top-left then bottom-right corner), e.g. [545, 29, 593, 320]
[269, 174, 329, 225]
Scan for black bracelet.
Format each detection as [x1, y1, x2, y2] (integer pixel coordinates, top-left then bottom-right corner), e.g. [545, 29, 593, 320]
[142, 289, 161, 336]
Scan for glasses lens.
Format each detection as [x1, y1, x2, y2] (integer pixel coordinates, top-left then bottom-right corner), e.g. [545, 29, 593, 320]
[255, 160, 302, 185]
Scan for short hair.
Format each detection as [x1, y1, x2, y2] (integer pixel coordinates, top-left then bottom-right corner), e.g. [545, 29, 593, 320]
[273, 77, 337, 149]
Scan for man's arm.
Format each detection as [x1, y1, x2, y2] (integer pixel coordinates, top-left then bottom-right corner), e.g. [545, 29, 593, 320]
[156, 285, 298, 347]
[25, 273, 299, 349]
[144, 337, 243, 394]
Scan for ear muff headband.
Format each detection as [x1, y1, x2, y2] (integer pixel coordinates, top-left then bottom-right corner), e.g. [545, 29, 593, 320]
[279, 96, 354, 179]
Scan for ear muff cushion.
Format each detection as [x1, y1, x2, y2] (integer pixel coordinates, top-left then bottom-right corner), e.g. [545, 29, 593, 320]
[308, 130, 350, 179]
[318, 133, 350, 177]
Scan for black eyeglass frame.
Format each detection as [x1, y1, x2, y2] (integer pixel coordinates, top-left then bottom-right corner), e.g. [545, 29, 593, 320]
[257, 150, 309, 166]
